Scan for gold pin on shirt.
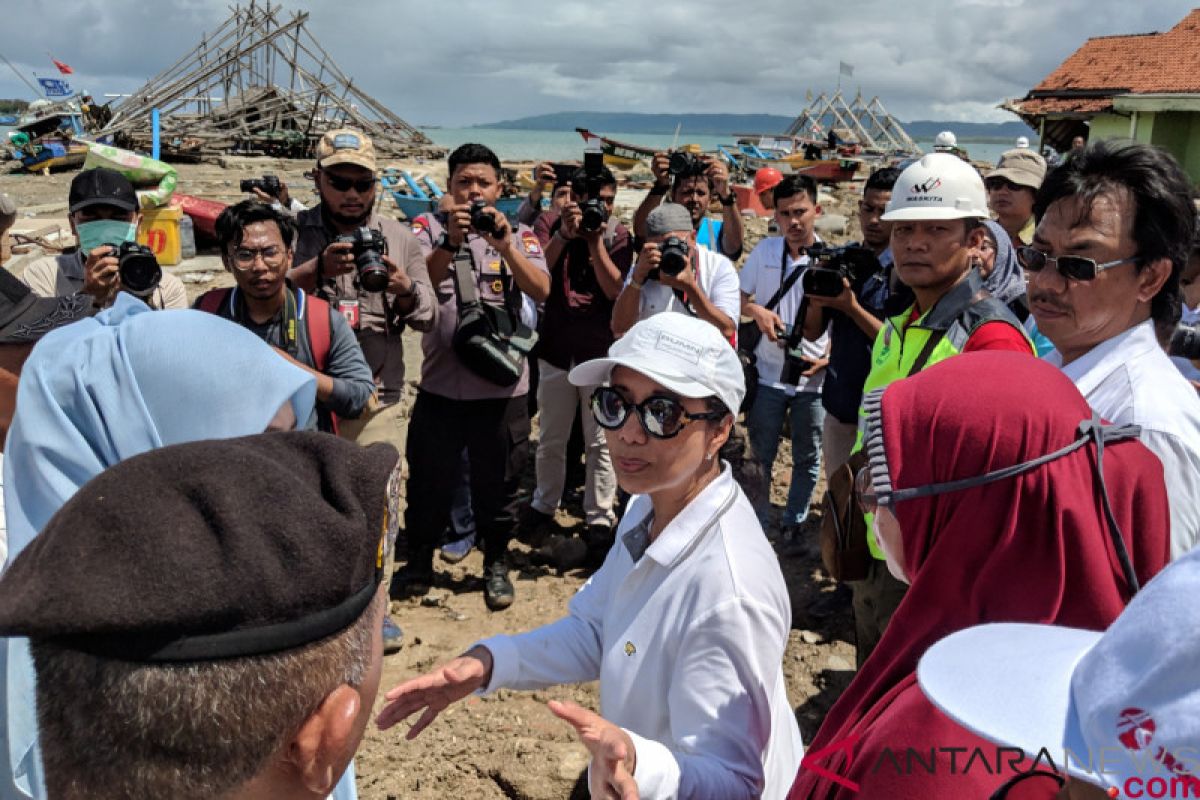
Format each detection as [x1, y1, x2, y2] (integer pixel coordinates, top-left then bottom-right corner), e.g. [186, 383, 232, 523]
[624, 641, 636, 656]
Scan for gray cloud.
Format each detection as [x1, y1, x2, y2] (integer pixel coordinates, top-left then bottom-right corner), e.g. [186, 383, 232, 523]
[0, 0, 1195, 126]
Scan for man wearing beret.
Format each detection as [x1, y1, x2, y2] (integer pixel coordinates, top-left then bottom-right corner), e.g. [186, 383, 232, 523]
[0, 432, 399, 800]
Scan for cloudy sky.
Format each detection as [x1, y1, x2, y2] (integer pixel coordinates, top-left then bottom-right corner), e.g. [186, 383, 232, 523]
[0, 0, 1195, 127]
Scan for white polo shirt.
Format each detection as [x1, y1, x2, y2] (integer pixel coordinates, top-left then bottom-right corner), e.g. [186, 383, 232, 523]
[478, 465, 803, 800]
[739, 236, 830, 395]
[629, 245, 741, 332]
[1046, 319, 1200, 557]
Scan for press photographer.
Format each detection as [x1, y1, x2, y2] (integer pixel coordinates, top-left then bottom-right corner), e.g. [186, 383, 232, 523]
[397, 143, 550, 612]
[633, 149, 745, 259]
[288, 128, 435, 449]
[22, 168, 188, 310]
[526, 154, 631, 564]
[739, 174, 830, 548]
[611, 202, 739, 341]
[242, 173, 306, 213]
[800, 167, 912, 479]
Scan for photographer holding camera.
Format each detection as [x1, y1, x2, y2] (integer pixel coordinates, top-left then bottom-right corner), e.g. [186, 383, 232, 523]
[525, 160, 630, 563]
[612, 203, 739, 341]
[288, 128, 435, 449]
[801, 167, 913, 478]
[396, 143, 550, 611]
[243, 174, 306, 214]
[22, 168, 188, 310]
[739, 175, 830, 548]
[633, 150, 744, 260]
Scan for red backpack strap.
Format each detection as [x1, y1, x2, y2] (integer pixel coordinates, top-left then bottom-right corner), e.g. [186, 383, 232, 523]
[196, 287, 231, 315]
[304, 293, 332, 372]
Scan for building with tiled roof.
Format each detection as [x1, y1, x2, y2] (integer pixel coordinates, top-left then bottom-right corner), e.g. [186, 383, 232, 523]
[1005, 9, 1200, 181]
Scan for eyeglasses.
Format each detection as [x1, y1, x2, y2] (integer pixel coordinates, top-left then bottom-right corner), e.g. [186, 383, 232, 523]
[590, 386, 725, 440]
[324, 174, 376, 193]
[230, 245, 288, 270]
[988, 770, 1064, 800]
[984, 177, 1024, 192]
[1016, 246, 1138, 282]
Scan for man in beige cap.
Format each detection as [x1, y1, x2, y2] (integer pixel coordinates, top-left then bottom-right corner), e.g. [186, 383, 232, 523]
[288, 128, 435, 453]
[985, 148, 1047, 246]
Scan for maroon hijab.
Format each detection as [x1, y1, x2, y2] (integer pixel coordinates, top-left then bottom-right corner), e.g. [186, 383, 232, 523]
[789, 352, 1171, 799]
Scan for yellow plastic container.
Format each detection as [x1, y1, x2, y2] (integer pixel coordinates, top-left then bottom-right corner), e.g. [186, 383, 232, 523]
[137, 205, 183, 266]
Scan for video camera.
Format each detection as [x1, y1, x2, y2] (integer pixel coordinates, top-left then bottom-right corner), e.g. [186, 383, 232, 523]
[578, 148, 609, 234]
[240, 175, 282, 198]
[109, 242, 162, 298]
[334, 227, 389, 293]
[801, 245, 879, 298]
[1170, 323, 1200, 360]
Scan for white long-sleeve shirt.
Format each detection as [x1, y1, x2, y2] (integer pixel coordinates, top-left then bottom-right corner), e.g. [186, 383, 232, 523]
[1046, 319, 1200, 557]
[478, 465, 803, 799]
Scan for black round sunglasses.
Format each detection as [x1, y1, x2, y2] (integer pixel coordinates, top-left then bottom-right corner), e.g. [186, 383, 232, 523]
[590, 386, 725, 440]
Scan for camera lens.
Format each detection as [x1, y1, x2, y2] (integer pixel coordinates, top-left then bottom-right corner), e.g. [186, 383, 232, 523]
[1170, 324, 1200, 360]
[470, 200, 498, 236]
[580, 199, 607, 233]
[117, 243, 162, 297]
[658, 237, 689, 276]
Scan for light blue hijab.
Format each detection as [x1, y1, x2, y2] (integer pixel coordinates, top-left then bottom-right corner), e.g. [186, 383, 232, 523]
[1, 294, 320, 799]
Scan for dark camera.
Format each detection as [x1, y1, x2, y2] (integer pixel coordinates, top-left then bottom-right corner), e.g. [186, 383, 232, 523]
[668, 151, 703, 177]
[577, 149, 611, 233]
[580, 198, 608, 233]
[801, 245, 879, 298]
[470, 200, 503, 238]
[109, 242, 161, 298]
[240, 174, 282, 198]
[1170, 323, 1200, 360]
[653, 236, 690, 279]
[335, 227, 389, 293]
[779, 346, 818, 386]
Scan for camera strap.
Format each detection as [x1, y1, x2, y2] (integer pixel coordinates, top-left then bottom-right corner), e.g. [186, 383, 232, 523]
[231, 285, 300, 356]
[763, 245, 805, 314]
[450, 245, 520, 329]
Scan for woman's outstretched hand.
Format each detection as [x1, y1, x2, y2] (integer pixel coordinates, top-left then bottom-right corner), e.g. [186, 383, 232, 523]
[549, 700, 639, 800]
[376, 645, 493, 739]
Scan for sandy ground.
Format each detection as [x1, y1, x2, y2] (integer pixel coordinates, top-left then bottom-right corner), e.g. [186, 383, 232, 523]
[0, 161, 868, 799]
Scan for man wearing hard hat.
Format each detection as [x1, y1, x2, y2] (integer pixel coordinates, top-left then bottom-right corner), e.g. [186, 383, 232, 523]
[753, 167, 783, 212]
[846, 153, 1034, 667]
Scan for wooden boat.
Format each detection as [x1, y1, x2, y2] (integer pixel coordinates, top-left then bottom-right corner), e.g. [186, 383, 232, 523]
[575, 128, 656, 169]
[740, 152, 860, 183]
[18, 139, 89, 172]
[383, 169, 523, 223]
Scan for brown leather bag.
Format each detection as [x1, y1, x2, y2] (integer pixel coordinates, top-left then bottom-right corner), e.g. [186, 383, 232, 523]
[820, 449, 872, 582]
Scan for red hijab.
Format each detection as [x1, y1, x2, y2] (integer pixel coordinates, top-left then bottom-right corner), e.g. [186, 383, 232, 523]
[789, 352, 1171, 799]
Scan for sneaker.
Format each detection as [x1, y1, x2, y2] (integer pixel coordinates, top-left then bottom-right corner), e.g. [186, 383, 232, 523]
[483, 559, 515, 611]
[518, 505, 556, 546]
[440, 533, 475, 564]
[390, 562, 434, 599]
[381, 615, 404, 654]
[777, 525, 807, 557]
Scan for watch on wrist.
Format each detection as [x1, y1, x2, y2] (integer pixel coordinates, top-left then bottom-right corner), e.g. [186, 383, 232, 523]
[435, 232, 456, 253]
[648, 183, 669, 197]
[719, 192, 736, 206]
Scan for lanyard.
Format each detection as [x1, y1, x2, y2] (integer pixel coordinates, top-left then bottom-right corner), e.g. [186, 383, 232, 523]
[231, 286, 300, 355]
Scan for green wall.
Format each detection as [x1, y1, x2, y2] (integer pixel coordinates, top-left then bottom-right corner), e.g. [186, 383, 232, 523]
[1088, 110, 1200, 183]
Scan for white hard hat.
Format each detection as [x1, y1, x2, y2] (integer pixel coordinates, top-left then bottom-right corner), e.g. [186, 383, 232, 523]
[1015, 136, 1030, 148]
[934, 130, 957, 149]
[881, 153, 989, 221]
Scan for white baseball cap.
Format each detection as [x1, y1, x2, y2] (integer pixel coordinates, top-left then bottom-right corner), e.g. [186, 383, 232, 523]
[917, 547, 1200, 793]
[568, 312, 744, 415]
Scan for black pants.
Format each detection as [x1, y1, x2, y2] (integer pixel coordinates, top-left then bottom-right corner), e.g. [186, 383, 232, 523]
[405, 390, 530, 569]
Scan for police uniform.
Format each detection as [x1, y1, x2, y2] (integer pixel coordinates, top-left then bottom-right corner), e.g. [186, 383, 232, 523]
[403, 210, 549, 582]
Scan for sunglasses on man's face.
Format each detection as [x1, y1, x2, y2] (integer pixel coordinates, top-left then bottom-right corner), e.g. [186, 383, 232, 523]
[590, 386, 725, 440]
[1016, 245, 1138, 282]
[324, 174, 376, 193]
[985, 177, 1024, 192]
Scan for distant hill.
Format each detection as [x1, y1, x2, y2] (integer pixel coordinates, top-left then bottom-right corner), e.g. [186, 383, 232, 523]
[905, 120, 1037, 141]
[476, 112, 1037, 141]
[477, 112, 795, 136]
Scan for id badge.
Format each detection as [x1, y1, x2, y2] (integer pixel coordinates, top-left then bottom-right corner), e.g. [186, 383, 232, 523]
[337, 299, 361, 329]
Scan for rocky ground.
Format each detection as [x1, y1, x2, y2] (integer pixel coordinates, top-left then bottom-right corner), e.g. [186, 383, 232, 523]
[0, 161, 868, 799]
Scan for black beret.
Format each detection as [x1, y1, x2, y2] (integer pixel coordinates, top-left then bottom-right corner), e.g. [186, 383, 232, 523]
[0, 432, 400, 662]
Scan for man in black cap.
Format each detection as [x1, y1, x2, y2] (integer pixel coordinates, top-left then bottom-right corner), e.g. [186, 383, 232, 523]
[21, 167, 188, 310]
[0, 432, 399, 800]
[0, 268, 91, 565]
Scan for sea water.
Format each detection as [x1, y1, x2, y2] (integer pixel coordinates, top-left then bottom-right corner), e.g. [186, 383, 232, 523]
[423, 127, 1021, 166]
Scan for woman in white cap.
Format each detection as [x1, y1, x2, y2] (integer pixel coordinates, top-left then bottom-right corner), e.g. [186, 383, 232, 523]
[378, 312, 803, 800]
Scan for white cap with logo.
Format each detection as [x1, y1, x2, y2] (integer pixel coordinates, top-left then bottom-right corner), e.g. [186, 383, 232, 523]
[568, 312, 744, 415]
[917, 546, 1200, 793]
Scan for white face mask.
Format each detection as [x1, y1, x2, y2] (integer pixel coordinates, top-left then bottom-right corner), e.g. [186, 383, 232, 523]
[873, 511, 910, 584]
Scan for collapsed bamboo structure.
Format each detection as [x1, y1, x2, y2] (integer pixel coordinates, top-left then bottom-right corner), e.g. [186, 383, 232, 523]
[786, 90, 920, 156]
[100, 0, 440, 162]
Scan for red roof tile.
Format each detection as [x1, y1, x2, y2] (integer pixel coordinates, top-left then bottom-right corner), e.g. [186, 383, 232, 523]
[1028, 9, 1200, 99]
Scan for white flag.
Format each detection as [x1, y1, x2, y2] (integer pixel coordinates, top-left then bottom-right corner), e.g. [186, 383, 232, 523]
[839, 61, 854, 78]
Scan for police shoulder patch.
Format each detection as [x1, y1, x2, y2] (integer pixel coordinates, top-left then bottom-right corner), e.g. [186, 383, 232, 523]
[520, 230, 542, 256]
[410, 217, 428, 237]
